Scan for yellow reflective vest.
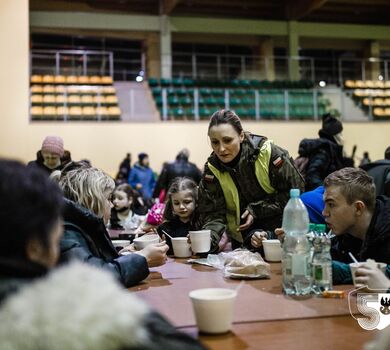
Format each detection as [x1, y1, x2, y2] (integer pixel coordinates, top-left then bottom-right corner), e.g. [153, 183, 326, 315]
[207, 140, 276, 243]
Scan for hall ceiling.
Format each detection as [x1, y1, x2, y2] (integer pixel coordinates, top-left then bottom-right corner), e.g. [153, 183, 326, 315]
[30, 0, 390, 25]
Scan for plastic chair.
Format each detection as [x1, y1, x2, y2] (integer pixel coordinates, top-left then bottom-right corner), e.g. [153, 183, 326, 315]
[31, 85, 43, 93]
[101, 76, 113, 84]
[69, 106, 83, 120]
[31, 95, 43, 104]
[43, 95, 56, 104]
[66, 76, 78, 85]
[31, 75, 43, 84]
[102, 86, 116, 94]
[43, 85, 55, 94]
[54, 75, 66, 84]
[89, 76, 102, 85]
[78, 76, 90, 85]
[105, 95, 118, 104]
[82, 106, 97, 120]
[43, 106, 57, 119]
[81, 95, 94, 104]
[68, 95, 81, 104]
[42, 75, 55, 84]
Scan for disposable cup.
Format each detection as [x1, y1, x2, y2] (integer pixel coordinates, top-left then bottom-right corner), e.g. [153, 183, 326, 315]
[350, 262, 365, 286]
[189, 230, 211, 253]
[189, 288, 237, 334]
[262, 239, 282, 262]
[133, 234, 160, 250]
[171, 237, 192, 258]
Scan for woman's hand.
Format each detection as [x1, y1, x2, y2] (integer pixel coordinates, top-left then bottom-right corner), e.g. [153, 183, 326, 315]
[251, 231, 268, 248]
[238, 210, 254, 231]
[135, 241, 169, 268]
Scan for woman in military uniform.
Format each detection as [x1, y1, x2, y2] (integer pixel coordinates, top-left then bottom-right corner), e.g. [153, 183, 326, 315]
[198, 109, 304, 251]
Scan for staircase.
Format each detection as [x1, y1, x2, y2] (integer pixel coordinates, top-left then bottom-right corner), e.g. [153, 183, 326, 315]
[114, 82, 160, 122]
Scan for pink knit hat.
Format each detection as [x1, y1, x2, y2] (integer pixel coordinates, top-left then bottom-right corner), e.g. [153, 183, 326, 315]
[41, 136, 64, 157]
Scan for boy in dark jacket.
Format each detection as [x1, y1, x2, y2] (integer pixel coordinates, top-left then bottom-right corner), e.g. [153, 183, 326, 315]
[323, 168, 390, 284]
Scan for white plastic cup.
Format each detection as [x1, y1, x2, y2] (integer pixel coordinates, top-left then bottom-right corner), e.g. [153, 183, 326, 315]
[350, 262, 364, 286]
[133, 234, 160, 250]
[262, 239, 282, 262]
[189, 288, 237, 334]
[171, 237, 192, 258]
[189, 230, 211, 253]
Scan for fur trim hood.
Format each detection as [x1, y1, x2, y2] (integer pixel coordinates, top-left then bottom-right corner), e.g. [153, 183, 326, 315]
[0, 262, 150, 350]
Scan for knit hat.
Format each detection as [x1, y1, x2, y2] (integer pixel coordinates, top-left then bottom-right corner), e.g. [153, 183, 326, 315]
[138, 152, 148, 162]
[41, 136, 64, 157]
[320, 113, 343, 136]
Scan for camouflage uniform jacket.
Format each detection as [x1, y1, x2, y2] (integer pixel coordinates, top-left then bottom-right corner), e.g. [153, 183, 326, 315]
[198, 133, 304, 251]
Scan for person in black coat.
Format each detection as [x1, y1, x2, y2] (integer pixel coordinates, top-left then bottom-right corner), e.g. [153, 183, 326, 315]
[0, 159, 207, 350]
[360, 146, 390, 197]
[297, 114, 344, 191]
[58, 165, 169, 288]
[153, 149, 202, 199]
[322, 168, 390, 284]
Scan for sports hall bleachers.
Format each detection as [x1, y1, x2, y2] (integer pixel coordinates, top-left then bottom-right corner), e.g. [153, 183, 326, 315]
[344, 79, 390, 120]
[149, 78, 332, 121]
[30, 75, 121, 121]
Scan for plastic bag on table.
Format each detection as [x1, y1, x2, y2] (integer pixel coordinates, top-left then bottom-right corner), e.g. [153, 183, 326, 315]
[219, 249, 271, 279]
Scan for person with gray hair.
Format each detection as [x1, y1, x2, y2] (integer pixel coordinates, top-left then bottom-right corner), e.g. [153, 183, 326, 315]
[58, 166, 168, 287]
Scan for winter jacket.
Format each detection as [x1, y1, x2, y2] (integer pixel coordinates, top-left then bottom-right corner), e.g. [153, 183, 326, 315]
[298, 136, 344, 191]
[153, 155, 202, 198]
[27, 150, 71, 175]
[128, 163, 156, 200]
[332, 196, 390, 284]
[0, 262, 208, 350]
[198, 134, 304, 251]
[300, 185, 326, 224]
[59, 199, 149, 287]
[360, 160, 390, 197]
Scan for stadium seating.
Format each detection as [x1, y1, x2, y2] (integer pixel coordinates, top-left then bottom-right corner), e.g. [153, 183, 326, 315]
[30, 75, 121, 121]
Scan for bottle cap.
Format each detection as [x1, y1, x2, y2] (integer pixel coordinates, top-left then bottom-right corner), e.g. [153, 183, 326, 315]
[309, 223, 316, 231]
[290, 188, 300, 198]
[316, 224, 327, 233]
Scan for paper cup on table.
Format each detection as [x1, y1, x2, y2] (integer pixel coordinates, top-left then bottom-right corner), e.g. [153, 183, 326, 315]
[133, 234, 160, 250]
[350, 262, 364, 286]
[189, 230, 211, 253]
[171, 237, 192, 258]
[262, 239, 282, 262]
[189, 288, 237, 334]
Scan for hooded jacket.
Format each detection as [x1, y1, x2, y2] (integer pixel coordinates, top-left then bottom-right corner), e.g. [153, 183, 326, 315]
[128, 163, 156, 200]
[360, 159, 390, 197]
[198, 133, 304, 251]
[332, 196, 390, 284]
[60, 199, 149, 287]
[298, 135, 344, 191]
[0, 262, 207, 350]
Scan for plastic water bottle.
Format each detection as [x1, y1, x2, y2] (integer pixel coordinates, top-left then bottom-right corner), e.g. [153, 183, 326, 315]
[282, 189, 312, 295]
[311, 224, 332, 293]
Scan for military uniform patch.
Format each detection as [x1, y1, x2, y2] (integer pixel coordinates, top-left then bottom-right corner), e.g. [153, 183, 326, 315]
[272, 156, 283, 168]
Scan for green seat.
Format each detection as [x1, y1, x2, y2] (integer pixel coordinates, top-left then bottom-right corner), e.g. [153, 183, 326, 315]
[168, 96, 179, 105]
[160, 78, 171, 86]
[171, 78, 184, 87]
[183, 78, 194, 87]
[151, 86, 161, 96]
[148, 78, 159, 87]
[199, 107, 211, 118]
[175, 88, 187, 96]
[200, 88, 212, 96]
[205, 97, 217, 105]
[215, 97, 226, 106]
[211, 88, 224, 96]
[180, 96, 192, 105]
[230, 97, 241, 106]
[172, 107, 185, 119]
[155, 95, 163, 106]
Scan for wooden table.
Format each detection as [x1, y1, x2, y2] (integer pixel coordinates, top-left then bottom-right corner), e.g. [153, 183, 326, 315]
[128, 258, 378, 350]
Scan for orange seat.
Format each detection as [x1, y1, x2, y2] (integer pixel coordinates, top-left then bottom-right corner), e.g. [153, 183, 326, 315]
[56, 106, 69, 116]
[81, 95, 94, 104]
[42, 75, 55, 84]
[68, 95, 81, 104]
[43, 106, 56, 116]
[43, 85, 55, 93]
[93, 95, 105, 104]
[101, 76, 113, 84]
[31, 106, 43, 116]
[43, 95, 56, 104]
[105, 95, 118, 104]
[31, 95, 43, 104]
[31, 75, 43, 83]
[66, 76, 78, 84]
[54, 75, 66, 84]
[89, 76, 102, 84]
[108, 106, 121, 115]
[55, 85, 66, 93]
[78, 76, 90, 84]
[31, 85, 43, 93]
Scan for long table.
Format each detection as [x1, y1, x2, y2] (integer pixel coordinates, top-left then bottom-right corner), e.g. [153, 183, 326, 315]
[128, 258, 378, 349]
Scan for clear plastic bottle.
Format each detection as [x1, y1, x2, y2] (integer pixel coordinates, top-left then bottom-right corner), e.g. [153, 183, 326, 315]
[311, 224, 333, 293]
[282, 188, 312, 295]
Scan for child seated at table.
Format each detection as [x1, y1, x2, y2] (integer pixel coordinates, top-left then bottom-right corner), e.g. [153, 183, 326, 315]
[110, 183, 146, 231]
[157, 177, 200, 255]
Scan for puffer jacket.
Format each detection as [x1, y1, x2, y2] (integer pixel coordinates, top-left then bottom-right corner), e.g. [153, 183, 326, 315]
[153, 155, 202, 198]
[298, 136, 344, 191]
[198, 133, 304, 251]
[59, 199, 149, 287]
[360, 159, 390, 197]
[0, 262, 208, 350]
[332, 196, 390, 284]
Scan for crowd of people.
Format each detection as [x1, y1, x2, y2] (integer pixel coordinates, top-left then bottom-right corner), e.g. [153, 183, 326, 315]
[1, 108, 390, 348]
